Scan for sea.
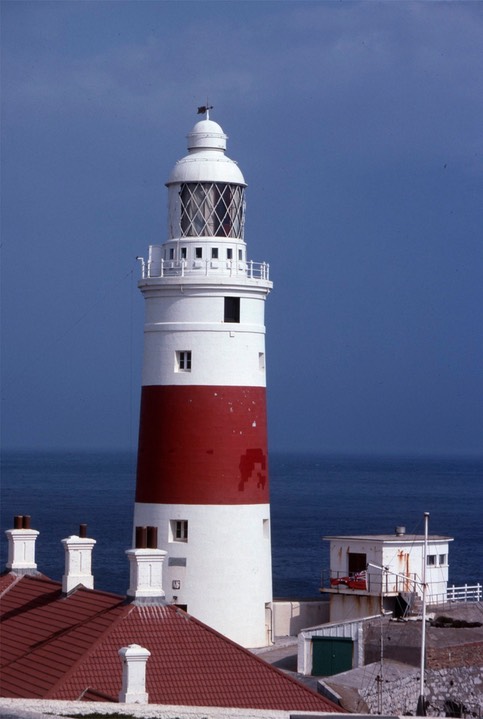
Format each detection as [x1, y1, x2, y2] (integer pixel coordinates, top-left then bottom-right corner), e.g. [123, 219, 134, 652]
[1, 451, 481, 597]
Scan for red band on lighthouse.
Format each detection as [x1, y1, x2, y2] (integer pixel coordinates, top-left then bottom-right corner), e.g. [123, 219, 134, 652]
[136, 385, 269, 505]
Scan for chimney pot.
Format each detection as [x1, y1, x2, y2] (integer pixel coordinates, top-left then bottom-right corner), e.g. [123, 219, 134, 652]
[135, 526, 148, 549]
[147, 526, 158, 549]
[395, 526, 406, 536]
[13, 516, 23, 529]
[22, 515, 31, 529]
[79, 523, 87, 538]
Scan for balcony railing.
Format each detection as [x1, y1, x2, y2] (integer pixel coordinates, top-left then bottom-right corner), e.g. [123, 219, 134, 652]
[138, 258, 270, 281]
[321, 571, 482, 604]
[321, 569, 419, 595]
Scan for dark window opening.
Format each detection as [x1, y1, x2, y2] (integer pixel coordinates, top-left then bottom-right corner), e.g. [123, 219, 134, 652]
[227, 248, 233, 260]
[224, 297, 240, 323]
[211, 247, 219, 259]
[348, 552, 367, 574]
[181, 247, 187, 259]
[195, 247, 202, 259]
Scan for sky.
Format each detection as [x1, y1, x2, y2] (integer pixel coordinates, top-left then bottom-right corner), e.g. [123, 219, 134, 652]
[1, 0, 482, 456]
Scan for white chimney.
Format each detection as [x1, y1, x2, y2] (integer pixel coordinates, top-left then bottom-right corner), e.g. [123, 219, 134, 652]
[5, 515, 39, 573]
[61, 524, 96, 594]
[118, 644, 151, 704]
[126, 525, 166, 601]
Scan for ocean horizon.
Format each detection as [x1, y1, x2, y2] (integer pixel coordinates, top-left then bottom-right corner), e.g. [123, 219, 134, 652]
[1, 450, 481, 598]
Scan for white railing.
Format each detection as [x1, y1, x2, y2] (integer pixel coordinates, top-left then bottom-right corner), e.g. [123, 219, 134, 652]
[446, 583, 482, 602]
[138, 258, 270, 281]
[429, 583, 482, 605]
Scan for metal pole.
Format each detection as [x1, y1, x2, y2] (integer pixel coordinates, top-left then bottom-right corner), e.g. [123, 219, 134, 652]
[417, 511, 429, 716]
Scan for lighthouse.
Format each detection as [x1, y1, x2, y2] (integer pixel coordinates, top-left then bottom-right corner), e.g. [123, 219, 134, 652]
[133, 112, 273, 648]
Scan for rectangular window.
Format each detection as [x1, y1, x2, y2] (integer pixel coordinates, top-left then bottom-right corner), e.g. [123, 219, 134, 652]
[170, 520, 188, 542]
[238, 249, 243, 260]
[211, 247, 219, 259]
[439, 554, 447, 565]
[427, 554, 436, 566]
[195, 247, 203, 259]
[176, 350, 192, 372]
[259, 352, 265, 370]
[224, 297, 240, 323]
[169, 248, 174, 260]
[181, 247, 187, 259]
[348, 552, 367, 574]
[227, 248, 233, 260]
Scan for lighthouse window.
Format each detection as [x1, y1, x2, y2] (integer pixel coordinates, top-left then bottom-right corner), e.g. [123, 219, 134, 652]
[169, 248, 174, 260]
[211, 247, 219, 259]
[176, 351, 192, 372]
[238, 249, 243, 260]
[180, 182, 245, 239]
[439, 554, 447, 565]
[224, 297, 240, 323]
[195, 247, 203, 259]
[227, 248, 233, 260]
[170, 520, 188, 542]
[181, 247, 187, 259]
[427, 554, 437, 566]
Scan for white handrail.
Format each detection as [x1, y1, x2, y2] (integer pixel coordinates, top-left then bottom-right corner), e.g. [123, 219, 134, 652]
[139, 258, 270, 281]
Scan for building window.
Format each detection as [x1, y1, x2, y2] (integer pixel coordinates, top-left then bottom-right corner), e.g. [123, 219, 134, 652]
[169, 248, 174, 260]
[439, 554, 447, 565]
[238, 249, 243, 260]
[259, 352, 265, 370]
[181, 247, 187, 259]
[211, 247, 219, 259]
[427, 554, 436, 566]
[170, 520, 188, 542]
[224, 297, 240, 323]
[227, 248, 233, 260]
[195, 247, 203, 259]
[348, 552, 367, 574]
[176, 350, 192, 372]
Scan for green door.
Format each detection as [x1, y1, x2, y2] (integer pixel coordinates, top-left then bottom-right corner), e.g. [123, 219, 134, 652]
[311, 636, 353, 676]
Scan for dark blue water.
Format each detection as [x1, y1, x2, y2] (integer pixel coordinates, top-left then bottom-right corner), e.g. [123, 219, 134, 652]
[1, 451, 481, 597]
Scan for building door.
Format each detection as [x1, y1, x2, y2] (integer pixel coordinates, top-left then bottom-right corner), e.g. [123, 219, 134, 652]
[311, 636, 353, 676]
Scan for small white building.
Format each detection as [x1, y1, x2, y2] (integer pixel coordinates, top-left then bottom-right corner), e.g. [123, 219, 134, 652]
[322, 526, 453, 622]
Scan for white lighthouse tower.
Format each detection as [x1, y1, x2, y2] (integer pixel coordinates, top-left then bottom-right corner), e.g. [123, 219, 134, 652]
[133, 112, 273, 648]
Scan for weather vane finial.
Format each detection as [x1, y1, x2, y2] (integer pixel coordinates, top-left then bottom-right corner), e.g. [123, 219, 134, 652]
[197, 102, 214, 120]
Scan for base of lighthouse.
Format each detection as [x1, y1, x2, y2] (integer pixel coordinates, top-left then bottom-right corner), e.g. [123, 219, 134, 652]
[133, 502, 273, 647]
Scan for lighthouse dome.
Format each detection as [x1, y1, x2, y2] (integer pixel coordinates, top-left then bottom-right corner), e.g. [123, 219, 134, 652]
[187, 120, 227, 151]
[167, 119, 246, 186]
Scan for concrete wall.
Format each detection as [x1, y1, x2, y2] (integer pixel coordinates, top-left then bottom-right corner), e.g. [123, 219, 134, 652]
[272, 599, 329, 638]
[329, 592, 382, 623]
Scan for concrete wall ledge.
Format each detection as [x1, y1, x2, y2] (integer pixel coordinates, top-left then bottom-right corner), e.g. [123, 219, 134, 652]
[0, 699, 329, 719]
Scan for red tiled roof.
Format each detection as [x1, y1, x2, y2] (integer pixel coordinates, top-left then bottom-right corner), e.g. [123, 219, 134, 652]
[1, 573, 341, 712]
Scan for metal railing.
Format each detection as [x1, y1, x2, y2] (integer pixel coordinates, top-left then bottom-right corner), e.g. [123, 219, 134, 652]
[430, 583, 482, 605]
[321, 569, 419, 595]
[321, 571, 482, 604]
[138, 258, 270, 281]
